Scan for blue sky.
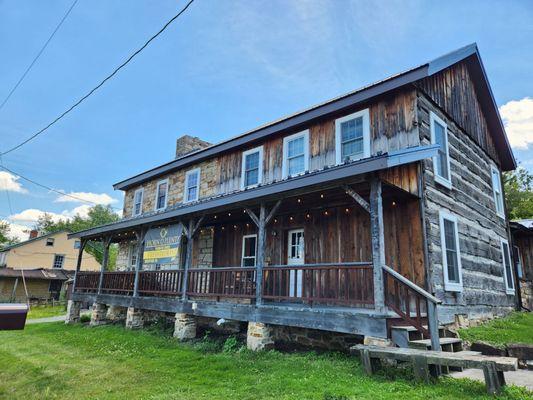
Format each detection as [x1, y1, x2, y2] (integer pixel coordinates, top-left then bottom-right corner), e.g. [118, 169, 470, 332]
[1, 0, 532, 240]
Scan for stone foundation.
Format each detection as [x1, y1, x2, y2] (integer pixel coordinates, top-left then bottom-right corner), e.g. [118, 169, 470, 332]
[65, 300, 81, 324]
[125, 307, 144, 329]
[246, 322, 275, 351]
[90, 302, 108, 326]
[275, 326, 364, 352]
[196, 316, 242, 333]
[173, 313, 197, 340]
[106, 305, 127, 322]
[520, 280, 533, 310]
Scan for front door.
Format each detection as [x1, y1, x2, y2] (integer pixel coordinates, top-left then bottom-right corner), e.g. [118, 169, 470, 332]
[287, 229, 304, 297]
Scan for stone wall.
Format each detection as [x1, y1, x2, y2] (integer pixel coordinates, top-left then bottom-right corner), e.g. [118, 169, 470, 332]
[520, 280, 533, 310]
[272, 325, 363, 352]
[418, 93, 515, 324]
[116, 241, 133, 271]
[194, 227, 214, 268]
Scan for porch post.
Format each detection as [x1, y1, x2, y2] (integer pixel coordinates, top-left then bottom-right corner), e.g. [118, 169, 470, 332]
[98, 236, 112, 295]
[370, 177, 385, 312]
[181, 219, 195, 301]
[256, 204, 267, 305]
[72, 239, 87, 292]
[133, 228, 147, 297]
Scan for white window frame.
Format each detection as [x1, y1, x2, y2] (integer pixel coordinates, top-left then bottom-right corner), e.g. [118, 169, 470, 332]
[46, 238, 55, 247]
[282, 130, 309, 178]
[491, 165, 505, 219]
[154, 179, 169, 211]
[132, 188, 144, 217]
[241, 234, 258, 267]
[241, 146, 263, 189]
[52, 254, 65, 269]
[184, 168, 201, 203]
[128, 243, 138, 271]
[500, 238, 515, 295]
[335, 108, 371, 165]
[439, 211, 463, 292]
[430, 112, 452, 189]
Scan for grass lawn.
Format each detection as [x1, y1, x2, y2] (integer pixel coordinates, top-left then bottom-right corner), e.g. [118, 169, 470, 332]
[0, 323, 531, 399]
[458, 312, 533, 347]
[27, 304, 67, 319]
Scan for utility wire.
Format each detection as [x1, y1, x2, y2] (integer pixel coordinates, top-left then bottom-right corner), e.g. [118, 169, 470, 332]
[0, 0, 79, 113]
[1, 0, 196, 156]
[0, 164, 122, 211]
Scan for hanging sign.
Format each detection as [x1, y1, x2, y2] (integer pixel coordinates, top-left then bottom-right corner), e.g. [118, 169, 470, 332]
[143, 223, 183, 265]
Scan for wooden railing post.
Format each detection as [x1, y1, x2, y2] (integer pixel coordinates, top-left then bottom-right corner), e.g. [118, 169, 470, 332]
[98, 236, 112, 295]
[72, 239, 87, 293]
[133, 228, 147, 297]
[427, 301, 441, 352]
[370, 177, 385, 312]
[181, 217, 203, 301]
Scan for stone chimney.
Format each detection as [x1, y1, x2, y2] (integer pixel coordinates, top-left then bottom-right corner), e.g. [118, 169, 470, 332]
[175, 135, 211, 158]
[29, 229, 39, 239]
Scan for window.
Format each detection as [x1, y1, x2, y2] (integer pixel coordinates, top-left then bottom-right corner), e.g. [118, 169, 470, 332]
[501, 239, 515, 294]
[53, 254, 65, 269]
[241, 234, 257, 267]
[430, 112, 452, 188]
[155, 179, 169, 211]
[184, 168, 200, 203]
[335, 109, 370, 164]
[439, 211, 462, 292]
[513, 245, 524, 280]
[73, 240, 81, 249]
[241, 147, 263, 189]
[133, 188, 144, 216]
[491, 166, 505, 218]
[129, 244, 138, 270]
[46, 238, 55, 247]
[283, 131, 309, 178]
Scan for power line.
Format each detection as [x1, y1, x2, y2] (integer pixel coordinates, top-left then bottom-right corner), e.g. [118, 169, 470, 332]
[1, 0, 196, 156]
[0, 164, 122, 211]
[0, 0, 79, 113]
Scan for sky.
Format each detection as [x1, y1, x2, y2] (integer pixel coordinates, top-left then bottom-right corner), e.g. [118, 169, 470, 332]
[1, 0, 532, 241]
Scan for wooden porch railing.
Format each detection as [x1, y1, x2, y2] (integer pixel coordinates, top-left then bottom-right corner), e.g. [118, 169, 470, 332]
[383, 265, 441, 349]
[101, 271, 135, 295]
[75, 271, 99, 293]
[138, 270, 183, 297]
[187, 267, 256, 299]
[262, 262, 374, 307]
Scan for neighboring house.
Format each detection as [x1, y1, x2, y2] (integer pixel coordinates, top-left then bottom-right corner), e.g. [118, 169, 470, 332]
[0, 230, 100, 302]
[510, 220, 533, 310]
[68, 44, 519, 349]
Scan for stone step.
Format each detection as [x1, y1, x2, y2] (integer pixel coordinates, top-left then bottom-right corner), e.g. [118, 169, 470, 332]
[454, 350, 482, 356]
[409, 337, 463, 352]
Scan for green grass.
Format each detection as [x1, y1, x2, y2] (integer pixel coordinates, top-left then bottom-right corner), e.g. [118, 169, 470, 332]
[0, 323, 531, 399]
[458, 312, 533, 347]
[27, 304, 66, 319]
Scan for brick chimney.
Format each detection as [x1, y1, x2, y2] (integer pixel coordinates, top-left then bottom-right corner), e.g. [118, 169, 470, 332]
[29, 229, 39, 239]
[175, 135, 211, 158]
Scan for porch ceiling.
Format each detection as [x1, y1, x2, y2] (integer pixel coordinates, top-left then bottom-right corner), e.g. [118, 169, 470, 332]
[69, 145, 438, 242]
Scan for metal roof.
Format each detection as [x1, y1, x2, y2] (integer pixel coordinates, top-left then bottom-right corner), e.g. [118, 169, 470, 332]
[70, 144, 439, 240]
[113, 43, 515, 191]
[0, 268, 72, 280]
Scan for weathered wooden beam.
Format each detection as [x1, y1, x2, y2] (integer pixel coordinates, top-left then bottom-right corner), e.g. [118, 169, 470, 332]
[181, 219, 196, 301]
[427, 301, 441, 354]
[370, 178, 385, 312]
[256, 203, 267, 305]
[97, 236, 113, 295]
[191, 215, 205, 237]
[133, 228, 147, 297]
[72, 239, 87, 292]
[265, 200, 282, 224]
[342, 184, 370, 213]
[245, 208, 260, 227]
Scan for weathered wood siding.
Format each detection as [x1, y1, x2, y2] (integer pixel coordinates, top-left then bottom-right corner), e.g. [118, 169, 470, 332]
[418, 92, 514, 323]
[122, 89, 419, 218]
[514, 235, 533, 281]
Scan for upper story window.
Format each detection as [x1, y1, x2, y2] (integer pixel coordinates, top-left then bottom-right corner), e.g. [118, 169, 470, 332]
[73, 240, 81, 249]
[241, 146, 263, 189]
[500, 239, 515, 294]
[133, 188, 144, 217]
[155, 179, 169, 211]
[184, 168, 200, 203]
[335, 109, 370, 164]
[491, 165, 505, 218]
[53, 254, 65, 269]
[439, 211, 463, 292]
[283, 130, 309, 178]
[241, 234, 257, 267]
[430, 112, 452, 188]
[46, 238, 55, 247]
[129, 244, 138, 271]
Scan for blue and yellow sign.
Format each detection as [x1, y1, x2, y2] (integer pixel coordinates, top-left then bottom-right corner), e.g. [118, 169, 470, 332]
[143, 224, 183, 264]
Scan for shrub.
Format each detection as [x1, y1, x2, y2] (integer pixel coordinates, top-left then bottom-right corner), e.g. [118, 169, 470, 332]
[80, 314, 91, 323]
[222, 336, 239, 353]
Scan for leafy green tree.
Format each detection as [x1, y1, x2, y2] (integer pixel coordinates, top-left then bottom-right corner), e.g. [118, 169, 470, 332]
[504, 167, 533, 220]
[0, 221, 19, 249]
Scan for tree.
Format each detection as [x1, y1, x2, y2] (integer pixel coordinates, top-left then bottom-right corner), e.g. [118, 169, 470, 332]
[504, 167, 533, 220]
[0, 221, 19, 249]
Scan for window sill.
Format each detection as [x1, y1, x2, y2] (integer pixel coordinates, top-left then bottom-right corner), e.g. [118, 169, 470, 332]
[444, 283, 463, 293]
[434, 175, 452, 189]
[505, 288, 515, 295]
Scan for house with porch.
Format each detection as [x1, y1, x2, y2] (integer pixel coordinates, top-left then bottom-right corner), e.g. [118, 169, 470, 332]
[66, 44, 519, 351]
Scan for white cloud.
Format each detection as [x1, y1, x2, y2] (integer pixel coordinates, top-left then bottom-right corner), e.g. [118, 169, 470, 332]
[9, 209, 68, 224]
[54, 191, 118, 205]
[0, 171, 27, 193]
[0, 220, 30, 242]
[499, 97, 533, 150]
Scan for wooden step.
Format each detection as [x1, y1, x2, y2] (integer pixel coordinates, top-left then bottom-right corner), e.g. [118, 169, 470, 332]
[409, 337, 463, 351]
[454, 350, 482, 356]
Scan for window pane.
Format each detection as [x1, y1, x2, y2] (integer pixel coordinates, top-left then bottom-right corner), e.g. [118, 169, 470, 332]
[245, 169, 258, 187]
[434, 122, 449, 180]
[502, 242, 514, 289]
[288, 155, 305, 175]
[341, 138, 363, 159]
[243, 258, 255, 267]
[187, 187, 197, 201]
[444, 219, 460, 283]
[245, 152, 259, 171]
[341, 117, 363, 142]
[188, 172, 198, 187]
[288, 137, 304, 157]
[243, 237, 256, 258]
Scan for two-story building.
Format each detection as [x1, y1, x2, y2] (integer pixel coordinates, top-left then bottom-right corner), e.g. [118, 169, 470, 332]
[67, 44, 518, 350]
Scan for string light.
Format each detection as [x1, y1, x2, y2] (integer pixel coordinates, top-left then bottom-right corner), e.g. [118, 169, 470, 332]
[345, 208, 350, 213]
[246, 223, 250, 227]
[306, 213, 311, 219]
[274, 218, 278, 223]
[214, 215, 217, 219]
[297, 198, 302, 203]
[228, 212, 232, 217]
[233, 225, 237, 229]
[221, 226, 225, 231]
[289, 216, 294, 221]
[324, 210, 329, 216]
[320, 193, 324, 199]
[392, 201, 397, 206]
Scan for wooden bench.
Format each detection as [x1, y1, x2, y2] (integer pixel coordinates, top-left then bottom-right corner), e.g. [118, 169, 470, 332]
[351, 345, 518, 395]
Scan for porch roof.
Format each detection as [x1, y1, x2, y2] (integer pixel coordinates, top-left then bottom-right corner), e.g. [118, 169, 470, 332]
[69, 144, 438, 240]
